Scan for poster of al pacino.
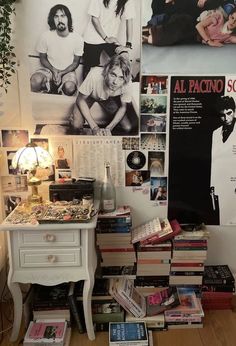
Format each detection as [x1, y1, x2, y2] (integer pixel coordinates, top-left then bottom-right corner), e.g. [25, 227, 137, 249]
[168, 76, 236, 226]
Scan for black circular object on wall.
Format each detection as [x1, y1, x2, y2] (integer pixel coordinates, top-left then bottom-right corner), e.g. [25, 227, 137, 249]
[127, 151, 146, 170]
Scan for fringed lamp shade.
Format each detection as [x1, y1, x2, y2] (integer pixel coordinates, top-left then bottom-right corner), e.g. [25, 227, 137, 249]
[12, 143, 53, 203]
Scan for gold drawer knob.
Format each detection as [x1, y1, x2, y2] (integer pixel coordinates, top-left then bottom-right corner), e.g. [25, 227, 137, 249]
[44, 234, 56, 242]
[47, 255, 57, 263]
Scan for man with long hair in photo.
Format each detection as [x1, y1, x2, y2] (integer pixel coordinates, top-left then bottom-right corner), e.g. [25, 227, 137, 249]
[70, 53, 137, 135]
[30, 4, 83, 96]
[83, 0, 135, 78]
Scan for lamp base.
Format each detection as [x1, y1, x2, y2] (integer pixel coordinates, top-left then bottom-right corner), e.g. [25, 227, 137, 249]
[28, 176, 42, 204]
[28, 194, 42, 204]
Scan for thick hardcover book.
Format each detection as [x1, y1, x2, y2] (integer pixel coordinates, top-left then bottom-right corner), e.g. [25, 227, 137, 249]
[131, 218, 162, 244]
[67, 282, 84, 333]
[140, 219, 181, 245]
[203, 265, 235, 285]
[109, 322, 148, 346]
[92, 300, 125, 323]
[23, 319, 67, 345]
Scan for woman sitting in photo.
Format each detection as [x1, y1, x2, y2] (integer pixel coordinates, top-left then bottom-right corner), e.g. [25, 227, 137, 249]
[142, 5, 236, 47]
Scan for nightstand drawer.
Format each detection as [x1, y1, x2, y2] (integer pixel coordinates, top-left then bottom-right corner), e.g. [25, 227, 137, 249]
[19, 248, 81, 267]
[18, 230, 80, 247]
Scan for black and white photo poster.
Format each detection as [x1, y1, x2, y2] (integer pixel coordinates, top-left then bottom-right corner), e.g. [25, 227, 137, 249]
[18, 0, 141, 136]
[168, 76, 236, 226]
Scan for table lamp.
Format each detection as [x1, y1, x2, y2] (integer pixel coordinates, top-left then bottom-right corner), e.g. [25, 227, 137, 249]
[12, 142, 53, 203]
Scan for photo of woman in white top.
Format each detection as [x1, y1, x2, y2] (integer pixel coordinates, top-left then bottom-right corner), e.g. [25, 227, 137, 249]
[83, 0, 135, 78]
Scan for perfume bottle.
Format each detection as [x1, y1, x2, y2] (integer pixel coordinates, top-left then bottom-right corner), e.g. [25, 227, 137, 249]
[101, 162, 116, 213]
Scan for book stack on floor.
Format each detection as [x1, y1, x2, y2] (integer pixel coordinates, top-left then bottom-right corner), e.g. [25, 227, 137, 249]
[110, 277, 180, 332]
[32, 283, 71, 320]
[96, 206, 136, 278]
[75, 278, 125, 332]
[169, 226, 209, 289]
[23, 283, 72, 345]
[135, 241, 172, 278]
[164, 287, 204, 329]
[23, 319, 70, 346]
[131, 218, 181, 294]
[201, 265, 235, 310]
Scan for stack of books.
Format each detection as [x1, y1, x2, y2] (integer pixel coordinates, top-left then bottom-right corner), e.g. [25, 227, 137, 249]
[169, 227, 209, 288]
[74, 278, 125, 332]
[32, 283, 71, 322]
[201, 265, 235, 310]
[125, 312, 166, 331]
[92, 300, 125, 331]
[96, 206, 136, 277]
[131, 218, 181, 293]
[109, 277, 180, 319]
[23, 319, 71, 346]
[136, 241, 172, 277]
[31, 282, 84, 335]
[164, 287, 204, 329]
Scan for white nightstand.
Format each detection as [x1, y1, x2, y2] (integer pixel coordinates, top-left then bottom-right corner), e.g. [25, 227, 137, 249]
[0, 201, 99, 342]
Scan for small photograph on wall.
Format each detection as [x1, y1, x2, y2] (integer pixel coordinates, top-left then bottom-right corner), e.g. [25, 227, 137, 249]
[150, 176, 167, 203]
[49, 138, 73, 169]
[7, 151, 18, 175]
[141, 75, 168, 94]
[122, 137, 140, 150]
[141, 95, 167, 114]
[125, 170, 150, 187]
[142, 0, 236, 74]
[30, 137, 49, 151]
[140, 114, 166, 133]
[148, 151, 165, 176]
[141, 133, 166, 151]
[20, 0, 141, 136]
[2, 130, 29, 148]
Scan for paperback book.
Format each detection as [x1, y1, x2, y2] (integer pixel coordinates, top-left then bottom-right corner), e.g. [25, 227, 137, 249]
[109, 322, 148, 346]
[23, 319, 67, 345]
[203, 265, 235, 285]
[140, 219, 181, 245]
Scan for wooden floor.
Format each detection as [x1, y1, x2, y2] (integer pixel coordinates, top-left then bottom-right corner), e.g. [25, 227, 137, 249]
[1, 307, 236, 346]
